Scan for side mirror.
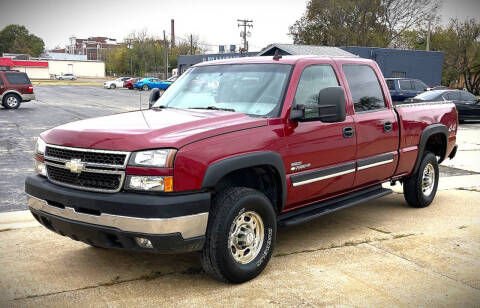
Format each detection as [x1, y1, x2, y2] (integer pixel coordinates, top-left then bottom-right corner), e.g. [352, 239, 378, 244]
[290, 86, 346, 123]
[149, 88, 160, 109]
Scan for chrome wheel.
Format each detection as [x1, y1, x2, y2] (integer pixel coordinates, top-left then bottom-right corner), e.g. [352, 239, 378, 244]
[422, 163, 435, 196]
[6, 96, 19, 108]
[228, 211, 264, 264]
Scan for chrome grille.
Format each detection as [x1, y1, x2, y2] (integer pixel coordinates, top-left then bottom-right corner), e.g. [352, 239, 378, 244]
[44, 145, 130, 193]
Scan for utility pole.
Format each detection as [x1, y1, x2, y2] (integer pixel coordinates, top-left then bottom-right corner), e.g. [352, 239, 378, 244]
[237, 19, 253, 53]
[426, 18, 432, 51]
[163, 30, 169, 79]
[190, 34, 193, 55]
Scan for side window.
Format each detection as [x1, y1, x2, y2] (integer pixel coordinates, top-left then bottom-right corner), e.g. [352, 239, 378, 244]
[386, 80, 395, 90]
[447, 92, 460, 100]
[399, 80, 413, 90]
[293, 65, 339, 119]
[343, 65, 386, 113]
[460, 91, 476, 101]
[413, 81, 427, 90]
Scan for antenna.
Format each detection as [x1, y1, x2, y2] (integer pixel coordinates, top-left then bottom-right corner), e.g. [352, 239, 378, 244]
[273, 49, 282, 60]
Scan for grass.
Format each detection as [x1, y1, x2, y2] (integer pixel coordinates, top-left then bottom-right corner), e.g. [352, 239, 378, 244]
[31, 79, 106, 86]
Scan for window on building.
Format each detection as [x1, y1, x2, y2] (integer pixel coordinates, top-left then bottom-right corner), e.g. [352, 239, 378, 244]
[399, 80, 413, 90]
[293, 65, 339, 119]
[343, 65, 386, 113]
[391, 71, 406, 78]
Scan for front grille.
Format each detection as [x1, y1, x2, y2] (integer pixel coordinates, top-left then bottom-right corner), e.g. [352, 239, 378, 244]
[47, 164, 122, 192]
[45, 146, 127, 167]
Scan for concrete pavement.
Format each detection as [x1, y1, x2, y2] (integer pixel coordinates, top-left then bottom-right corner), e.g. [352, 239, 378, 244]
[1, 187, 479, 306]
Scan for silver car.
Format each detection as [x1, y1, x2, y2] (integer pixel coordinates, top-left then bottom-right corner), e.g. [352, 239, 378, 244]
[56, 73, 77, 80]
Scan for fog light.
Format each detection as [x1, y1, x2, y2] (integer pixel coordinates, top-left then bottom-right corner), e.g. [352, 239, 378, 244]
[135, 237, 153, 249]
[35, 161, 47, 177]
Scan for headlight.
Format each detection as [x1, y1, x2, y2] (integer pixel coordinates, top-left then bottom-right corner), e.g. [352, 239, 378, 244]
[129, 149, 176, 167]
[125, 175, 173, 192]
[35, 138, 46, 155]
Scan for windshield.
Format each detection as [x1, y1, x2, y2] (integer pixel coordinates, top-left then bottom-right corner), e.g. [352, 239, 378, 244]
[153, 64, 292, 117]
[414, 91, 443, 101]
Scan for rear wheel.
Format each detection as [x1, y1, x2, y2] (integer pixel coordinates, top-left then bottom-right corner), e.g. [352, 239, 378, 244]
[110, 84, 116, 89]
[2, 94, 21, 109]
[403, 152, 439, 208]
[201, 187, 276, 283]
[142, 84, 149, 91]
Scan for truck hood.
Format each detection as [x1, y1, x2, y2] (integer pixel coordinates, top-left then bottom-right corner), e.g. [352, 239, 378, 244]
[41, 108, 268, 151]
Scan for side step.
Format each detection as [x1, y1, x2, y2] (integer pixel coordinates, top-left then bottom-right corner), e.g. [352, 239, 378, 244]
[278, 184, 392, 227]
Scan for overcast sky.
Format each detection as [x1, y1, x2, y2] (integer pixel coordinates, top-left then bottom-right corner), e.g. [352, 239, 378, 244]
[0, 0, 479, 52]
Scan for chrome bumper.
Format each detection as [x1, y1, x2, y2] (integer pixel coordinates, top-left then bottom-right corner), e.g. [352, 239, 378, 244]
[27, 195, 208, 239]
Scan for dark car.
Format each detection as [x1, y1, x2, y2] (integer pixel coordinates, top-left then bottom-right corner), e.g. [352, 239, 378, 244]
[0, 70, 35, 109]
[406, 89, 480, 122]
[385, 78, 429, 102]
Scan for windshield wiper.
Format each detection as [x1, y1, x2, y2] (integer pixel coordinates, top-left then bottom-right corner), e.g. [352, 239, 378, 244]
[189, 106, 236, 112]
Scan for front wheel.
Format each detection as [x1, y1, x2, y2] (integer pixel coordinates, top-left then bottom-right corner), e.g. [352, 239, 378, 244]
[2, 94, 21, 109]
[403, 152, 439, 208]
[110, 84, 116, 89]
[142, 85, 149, 91]
[201, 187, 276, 283]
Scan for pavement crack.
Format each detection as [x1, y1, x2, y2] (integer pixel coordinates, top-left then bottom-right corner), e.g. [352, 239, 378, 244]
[274, 233, 417, 258]
[367, 226, 392, 234]
[366, 243, 480, 291]
[12, 267, 203, 301]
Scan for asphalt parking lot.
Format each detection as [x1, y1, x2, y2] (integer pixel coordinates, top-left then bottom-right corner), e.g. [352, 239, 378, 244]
[0, 85, 479, 305]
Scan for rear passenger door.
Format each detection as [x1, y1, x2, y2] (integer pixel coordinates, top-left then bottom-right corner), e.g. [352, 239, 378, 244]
[341, 64, 399, 187]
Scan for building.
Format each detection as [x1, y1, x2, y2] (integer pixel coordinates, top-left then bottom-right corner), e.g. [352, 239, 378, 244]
[0, 56, 105, 79]
[258, 44, 443, 86]
[50, 36, 119, 61]
[177, 52, 258, 74]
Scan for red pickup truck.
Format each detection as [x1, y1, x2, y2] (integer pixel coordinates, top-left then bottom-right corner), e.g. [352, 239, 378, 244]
[25, 55, 458, 283]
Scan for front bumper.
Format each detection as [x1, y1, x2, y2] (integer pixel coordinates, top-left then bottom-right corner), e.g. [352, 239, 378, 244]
[25, 175, 210, 253]
[21, 93, 35, 101]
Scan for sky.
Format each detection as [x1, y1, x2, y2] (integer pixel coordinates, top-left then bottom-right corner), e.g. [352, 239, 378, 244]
[0, 0, 479, 52]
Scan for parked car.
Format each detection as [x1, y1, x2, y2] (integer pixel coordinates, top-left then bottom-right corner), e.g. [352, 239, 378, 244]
[0, 70, 35, 109]
[123, 78, 139, 89]
[385, 77, 429, 102]
[56, 73, 77, 80]
[134, 76, 177, 91]
[104, 77, 131, 89]
[26, 55, 458, 283]
[406, 89, 480, 122]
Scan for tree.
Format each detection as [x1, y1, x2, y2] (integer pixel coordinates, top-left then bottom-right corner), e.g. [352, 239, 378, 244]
[288, 0, 440, 47]
[0, 24, 45, 57]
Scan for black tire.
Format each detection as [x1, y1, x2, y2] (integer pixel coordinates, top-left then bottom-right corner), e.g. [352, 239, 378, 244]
[110, 84, 116, 89]
[142, 84, 149, 91]
[201, 187, 276, 283]
[2, 93, 21, 109]
[403, 152, 439, 208]
[459, 119, 465, 124]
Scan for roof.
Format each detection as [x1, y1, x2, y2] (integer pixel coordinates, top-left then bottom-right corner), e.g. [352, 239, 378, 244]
[194, 55, 363, 67]
[0, 57, 15, 67]
[12, 60, 48, 67]
[257, 43, 356, 57]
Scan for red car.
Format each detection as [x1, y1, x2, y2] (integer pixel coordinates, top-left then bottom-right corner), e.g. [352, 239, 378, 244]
[26, 55, 458, 283]
[0, 70, 35, 109]
[123, 78, 139, 89]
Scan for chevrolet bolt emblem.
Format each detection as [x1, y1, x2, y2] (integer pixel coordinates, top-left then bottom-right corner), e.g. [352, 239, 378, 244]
[65, 159, 85, 173]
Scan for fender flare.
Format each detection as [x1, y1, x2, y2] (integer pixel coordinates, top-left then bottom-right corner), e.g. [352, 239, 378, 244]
[412, 123, 448, 175]
[1, 90, 22, 101]
[202, 151, 287, 209]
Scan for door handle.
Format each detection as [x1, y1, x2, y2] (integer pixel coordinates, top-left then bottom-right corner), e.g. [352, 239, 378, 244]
[343, 126, 354, 138]
[383, 121, 393, 132]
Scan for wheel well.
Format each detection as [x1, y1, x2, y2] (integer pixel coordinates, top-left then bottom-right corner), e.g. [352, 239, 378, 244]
[2, 92, 21, 103]
[214, 165, 282, 214]
[425, 133, 447, 163]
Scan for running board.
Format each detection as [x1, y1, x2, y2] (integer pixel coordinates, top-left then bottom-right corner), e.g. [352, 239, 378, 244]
[278, 185, 392, 227]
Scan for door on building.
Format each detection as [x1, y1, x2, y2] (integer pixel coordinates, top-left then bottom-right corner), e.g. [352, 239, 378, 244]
[68, 64, 73, 74]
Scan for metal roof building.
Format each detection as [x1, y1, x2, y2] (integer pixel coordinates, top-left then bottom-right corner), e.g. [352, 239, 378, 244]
[257, 43, 356, 57]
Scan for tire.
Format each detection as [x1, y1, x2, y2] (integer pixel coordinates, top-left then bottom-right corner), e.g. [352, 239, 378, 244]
[142, 84, 149, 91]
[403, 152, 439, 208]
[110, 84, 116, 89]
[59, 77, 63, 80]
[201, 187, 276, 283]
[2, 93, 21, 109]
